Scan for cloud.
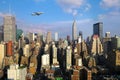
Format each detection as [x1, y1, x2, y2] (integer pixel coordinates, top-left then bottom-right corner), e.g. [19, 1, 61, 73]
[84, 4, 91, 12]
[56, 0, 91, 16]
[100, 0, 120, 9]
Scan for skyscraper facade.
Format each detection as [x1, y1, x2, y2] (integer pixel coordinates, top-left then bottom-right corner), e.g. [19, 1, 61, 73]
[91, 35, 103, 56]
[72, 20, 77, 41]
[4, 15, 16, 42]
[93, 22, 103, 40]
[55, 32, 58, 42]
[46, 31, 52, 44]
[0, 43, 5, 69]
[0, 25, 3, 42]
[66, 46, 72, 70]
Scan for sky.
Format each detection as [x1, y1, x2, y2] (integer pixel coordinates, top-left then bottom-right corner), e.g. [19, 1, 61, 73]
[0, 0, 120, 39]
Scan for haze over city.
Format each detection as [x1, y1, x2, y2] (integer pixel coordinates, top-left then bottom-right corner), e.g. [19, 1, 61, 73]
[0, 0, 120, 38]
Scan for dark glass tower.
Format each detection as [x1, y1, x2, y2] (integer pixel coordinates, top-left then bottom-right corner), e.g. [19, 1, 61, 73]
[93, 22, 103, 40]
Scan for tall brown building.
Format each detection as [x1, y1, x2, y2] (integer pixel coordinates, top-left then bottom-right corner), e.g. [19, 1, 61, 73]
[46, 31, 52, 44]
[91, 35, 103, 56]
[76, 41, 88, 58]
[6, 41, 13, 56]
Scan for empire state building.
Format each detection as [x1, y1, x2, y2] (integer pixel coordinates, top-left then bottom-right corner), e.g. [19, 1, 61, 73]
[72, 20, 77, 41]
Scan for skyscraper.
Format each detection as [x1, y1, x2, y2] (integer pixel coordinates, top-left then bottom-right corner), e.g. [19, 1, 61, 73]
[3, 15, 16, 42]
[55, 32, 58, 42]
[0, 43, 5, 69]
[46, 31, 52, 44]
[93, 22, 103, 40]
[105, 32, 110, 38]
[66, 46, 72, 70]
[72, 20, 77, 41]
[91, 35, 103, 56]
[0, 25, 3, 42]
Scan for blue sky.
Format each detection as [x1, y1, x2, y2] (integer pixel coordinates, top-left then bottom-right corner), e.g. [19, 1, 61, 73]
[0, 0, 120, 39]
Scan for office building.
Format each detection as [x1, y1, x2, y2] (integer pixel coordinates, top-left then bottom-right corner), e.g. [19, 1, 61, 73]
[91, 35, 103, 56]
[66, 46, 72, 70]
[28, 32, 35, 42]
[46, 31, 52, 44]
[67, 35, 70, 42]
[107, 50, 120, 72]
[7, 64, 27, 80]
[111, 36, 120, 50]
[23, 44, 30, 57]
[105, 32, 110, 38]
[78, 31, 82, 43]
[71, 70, 80, 80]
[6, 41, 13, 56]
[52, 44, 59, 64]
[0, 44, 5, 69]
[3, 15, 16, 42]
[41, 54, 50, 69]
[72, 20, 77, 41]
[16, 29, 23, 41]
[0, 25, 3, 42]
[55, 32, 58, 42]
[103, 33, 111, 54]
[18, 33, 24, 49]
[93, 22, 103, 40]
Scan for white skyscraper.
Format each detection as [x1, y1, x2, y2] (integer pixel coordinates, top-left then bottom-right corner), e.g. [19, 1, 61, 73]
[41, 54, 50, 69]
[23, 44, 30, 57]
[7, 64, 27, 80]
[52, 44, 58, 64]
[55, 32, 58, 41]
[4, 15, 16, 42]
[0, 44, 5, 69]
[28, 32, 35, 42]
[72, 20, 77, 41]
[66, 46, 72, 70]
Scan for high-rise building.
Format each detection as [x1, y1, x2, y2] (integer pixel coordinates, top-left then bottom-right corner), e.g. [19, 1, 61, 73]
[23, 44, 30, 57]
[93, 22, 103, 40]
[6, 41, 13, 56]
[41, 54, 50, 69]
[46, 31, 52, 44]
[72, 20, 77, 41]
[16, 29, 23, 41]
[52, 44, 58, 64]
[67, 35, 70, 42]
[66, 46, 72, 70]
[0, 25, 3, 42]
[91, 35, 103, 56]
[111, 36, 120, 50]
[7, 64, 27, 80]
[55, 32, 58, 42]
[3, 15, 16, 42]
[107, 50, 120, 72]
[0, 44, 5, 69]
[28, 32, 35, 42]
[105, 32, 110, 38]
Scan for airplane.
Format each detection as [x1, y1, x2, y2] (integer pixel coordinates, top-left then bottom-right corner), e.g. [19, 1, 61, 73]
[32, 12, 44, 16]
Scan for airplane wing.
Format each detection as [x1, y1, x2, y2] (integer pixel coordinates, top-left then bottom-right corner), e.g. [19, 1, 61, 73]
[32, 12, 37, 16]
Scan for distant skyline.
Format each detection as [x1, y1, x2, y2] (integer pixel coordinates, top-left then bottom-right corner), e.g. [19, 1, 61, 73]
[0, 0, 120, 39]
